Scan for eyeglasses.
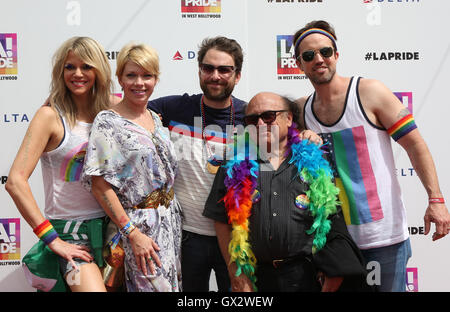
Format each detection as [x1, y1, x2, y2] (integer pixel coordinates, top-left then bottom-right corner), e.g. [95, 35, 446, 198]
[297, 47, 334, 62]
[199, 63, 236, 77]
[244, 110, 287, 126]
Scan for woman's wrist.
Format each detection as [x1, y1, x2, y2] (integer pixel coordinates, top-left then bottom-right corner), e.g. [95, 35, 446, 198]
[120, 220, 137, 236]
[33, 219, 59, 245]
[126, 225, 140, 240]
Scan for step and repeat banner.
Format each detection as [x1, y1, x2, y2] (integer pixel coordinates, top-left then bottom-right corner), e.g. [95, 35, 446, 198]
[1, 0, 449, 292]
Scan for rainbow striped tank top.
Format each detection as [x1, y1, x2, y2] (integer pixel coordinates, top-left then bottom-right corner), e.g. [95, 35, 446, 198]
[304, 76, 409, 249]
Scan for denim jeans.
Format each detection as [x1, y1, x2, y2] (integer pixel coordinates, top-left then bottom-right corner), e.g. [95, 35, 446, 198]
[181, 230, 231, 292]
[58, 239, 93, 277]
[361, 238, 412, 292]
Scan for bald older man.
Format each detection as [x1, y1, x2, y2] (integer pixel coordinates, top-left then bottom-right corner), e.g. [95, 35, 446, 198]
[203, 92, 371, 292]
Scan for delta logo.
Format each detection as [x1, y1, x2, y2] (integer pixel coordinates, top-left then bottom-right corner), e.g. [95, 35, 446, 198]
[406, 267, 419, 292]
[172, 50, 196, 61]
[173, 51, 183, 60]
[0, 218, 20, 261]
[394, 92, 413, 114]
[181, 0, 221, 13]
[277, 35, 304, 76]
[0, 33, 18, 75]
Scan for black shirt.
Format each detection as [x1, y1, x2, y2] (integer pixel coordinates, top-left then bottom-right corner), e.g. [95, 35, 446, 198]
[203, 158, 315, 263]
[203, 155, 373, 291]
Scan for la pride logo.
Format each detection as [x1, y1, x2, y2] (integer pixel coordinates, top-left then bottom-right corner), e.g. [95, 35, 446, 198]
[181, 0, 221, 12]
[394, 92, 413, 114]
[277, 35, 303, 75]
[0, 218, 20, 260]
[0, 33, 18, 75]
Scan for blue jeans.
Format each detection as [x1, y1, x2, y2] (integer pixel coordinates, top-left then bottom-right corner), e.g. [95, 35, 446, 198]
[58, 239, 94, 277]
[361, 238, 412, 292]
[181, 230, 231, 292]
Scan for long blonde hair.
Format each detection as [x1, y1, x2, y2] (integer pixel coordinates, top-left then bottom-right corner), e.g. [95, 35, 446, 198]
[49, 36, 112, 127]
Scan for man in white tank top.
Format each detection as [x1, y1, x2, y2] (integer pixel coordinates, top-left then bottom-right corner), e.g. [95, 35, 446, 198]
[293, 20, 450, 292]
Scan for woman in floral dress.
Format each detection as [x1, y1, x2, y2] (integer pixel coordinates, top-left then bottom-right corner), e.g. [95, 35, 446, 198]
[82, 42, 182, 292]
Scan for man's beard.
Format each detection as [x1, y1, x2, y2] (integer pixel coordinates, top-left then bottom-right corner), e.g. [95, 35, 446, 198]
[308, 67, 336, 85]
[201, 81, 235, 102]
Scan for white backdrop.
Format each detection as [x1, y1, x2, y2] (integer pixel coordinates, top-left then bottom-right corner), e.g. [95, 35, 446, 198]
[1, 0, 449, 292]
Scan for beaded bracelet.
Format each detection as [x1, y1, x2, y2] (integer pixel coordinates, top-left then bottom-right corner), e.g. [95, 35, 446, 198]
[33, 219, 59, 245]
[429, 198, 445, 204]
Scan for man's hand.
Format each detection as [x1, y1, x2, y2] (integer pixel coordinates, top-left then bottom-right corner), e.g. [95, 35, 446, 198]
[318, 272, 343, 292]
[299, 129, 323, 145]
[228, 262, 254, 292]
[231, 273, 253, 292]
[424, 203, 450, 241]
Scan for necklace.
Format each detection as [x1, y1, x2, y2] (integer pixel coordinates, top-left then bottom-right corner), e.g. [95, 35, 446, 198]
[222, 124, 339, 290]
[200, 96, 234, 174]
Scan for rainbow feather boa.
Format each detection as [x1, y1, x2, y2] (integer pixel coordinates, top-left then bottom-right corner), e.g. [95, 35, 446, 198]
[222, 124, 339, 291]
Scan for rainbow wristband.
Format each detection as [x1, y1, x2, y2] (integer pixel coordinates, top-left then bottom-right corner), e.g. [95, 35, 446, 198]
[33, 219, 59, 245]
[387, 114, 417, 141]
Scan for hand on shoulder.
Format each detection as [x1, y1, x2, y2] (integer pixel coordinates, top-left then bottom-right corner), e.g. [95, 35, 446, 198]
[295, 96, 308, 108]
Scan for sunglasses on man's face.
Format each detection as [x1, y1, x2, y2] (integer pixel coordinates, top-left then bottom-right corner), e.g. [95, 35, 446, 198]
[298, 47, 334, 62]
[244, 110, 287, 126]
[199, 63, 236, 77]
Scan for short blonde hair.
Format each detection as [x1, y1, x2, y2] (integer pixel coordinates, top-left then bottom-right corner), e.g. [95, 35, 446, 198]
[49, 36, 112, 127]
[116, 42, 160, 80]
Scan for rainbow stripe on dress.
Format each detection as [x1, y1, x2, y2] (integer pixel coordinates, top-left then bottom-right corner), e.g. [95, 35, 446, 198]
[33, 220, 58, 245]
[387, 114, 417, 141]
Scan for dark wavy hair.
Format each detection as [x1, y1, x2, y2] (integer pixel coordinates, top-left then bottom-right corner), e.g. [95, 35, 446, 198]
[197, 36, 244, 75]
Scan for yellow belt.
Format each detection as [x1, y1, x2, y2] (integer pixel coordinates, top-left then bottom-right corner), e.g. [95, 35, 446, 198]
[133, 187, 175, 209]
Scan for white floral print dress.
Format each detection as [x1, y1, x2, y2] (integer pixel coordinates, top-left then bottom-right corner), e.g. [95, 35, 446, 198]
[82, 109, 182, 292]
